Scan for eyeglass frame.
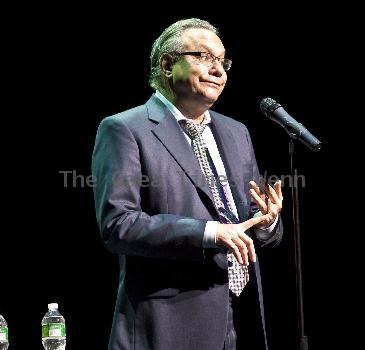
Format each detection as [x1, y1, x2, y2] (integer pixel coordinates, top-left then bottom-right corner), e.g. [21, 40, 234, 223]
[171, 51, 232, 72]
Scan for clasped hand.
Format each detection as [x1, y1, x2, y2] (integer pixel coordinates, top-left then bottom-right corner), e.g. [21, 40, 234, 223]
[216, 180, 283, 266]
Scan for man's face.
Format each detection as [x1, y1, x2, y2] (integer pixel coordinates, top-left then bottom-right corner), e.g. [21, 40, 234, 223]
[171, 28, 228, 107]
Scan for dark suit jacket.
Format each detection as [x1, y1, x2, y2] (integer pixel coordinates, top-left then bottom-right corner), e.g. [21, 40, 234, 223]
[92, 94, 283, 350]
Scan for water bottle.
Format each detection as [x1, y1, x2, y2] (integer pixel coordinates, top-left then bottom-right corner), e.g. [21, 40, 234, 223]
[41, 303, 66, 350]
[0, 314, 9, 350]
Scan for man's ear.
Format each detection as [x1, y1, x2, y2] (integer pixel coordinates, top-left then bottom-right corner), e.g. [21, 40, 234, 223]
[160, 54, 174, 78]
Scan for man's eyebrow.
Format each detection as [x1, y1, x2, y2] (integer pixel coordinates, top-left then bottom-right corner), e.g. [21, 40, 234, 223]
[199, 45, 226, 57]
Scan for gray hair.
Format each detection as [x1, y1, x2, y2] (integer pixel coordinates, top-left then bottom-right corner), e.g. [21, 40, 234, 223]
[149, 18, 219, 95]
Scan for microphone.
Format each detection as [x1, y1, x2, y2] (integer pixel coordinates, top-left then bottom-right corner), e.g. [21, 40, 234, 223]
[260, 97, 322, 152]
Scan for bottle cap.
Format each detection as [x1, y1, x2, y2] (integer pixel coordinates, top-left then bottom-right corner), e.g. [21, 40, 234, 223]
[48, 303, 58, 310]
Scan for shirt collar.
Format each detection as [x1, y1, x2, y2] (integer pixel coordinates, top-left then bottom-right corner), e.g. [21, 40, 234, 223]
[155, 90, 211, 125]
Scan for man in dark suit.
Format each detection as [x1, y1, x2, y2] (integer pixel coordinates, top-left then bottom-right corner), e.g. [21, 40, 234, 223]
[92, 18, 283, 350]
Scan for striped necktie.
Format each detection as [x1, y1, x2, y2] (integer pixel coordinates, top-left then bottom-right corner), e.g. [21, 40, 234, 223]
[179, 119, 249, 296]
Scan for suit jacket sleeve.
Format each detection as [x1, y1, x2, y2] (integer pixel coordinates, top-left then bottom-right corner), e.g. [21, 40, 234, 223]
[92, 116, 207, 260]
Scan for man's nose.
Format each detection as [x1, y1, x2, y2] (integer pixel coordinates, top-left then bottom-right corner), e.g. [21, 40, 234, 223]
[209, 60, 225, 77]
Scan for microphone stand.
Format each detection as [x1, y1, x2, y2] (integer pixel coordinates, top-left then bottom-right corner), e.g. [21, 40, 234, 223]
[289, 138, 308, 350]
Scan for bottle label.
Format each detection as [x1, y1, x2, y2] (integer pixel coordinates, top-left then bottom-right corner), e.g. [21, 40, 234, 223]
[42, 323, 66, 338]
[0, 326, 8, 341]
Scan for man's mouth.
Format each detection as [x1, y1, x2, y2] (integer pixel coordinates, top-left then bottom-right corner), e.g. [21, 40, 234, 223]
[201, 80, 221, 88]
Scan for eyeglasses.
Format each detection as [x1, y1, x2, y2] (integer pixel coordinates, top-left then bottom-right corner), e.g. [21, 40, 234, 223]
[173, 51, 232, 72]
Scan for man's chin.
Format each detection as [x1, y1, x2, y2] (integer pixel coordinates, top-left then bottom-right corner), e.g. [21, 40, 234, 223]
[189, 88, 221, 106]
[201, 91, 220, 105]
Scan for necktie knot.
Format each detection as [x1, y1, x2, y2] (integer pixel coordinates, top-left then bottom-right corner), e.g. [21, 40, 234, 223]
[179, 120, 206, 140]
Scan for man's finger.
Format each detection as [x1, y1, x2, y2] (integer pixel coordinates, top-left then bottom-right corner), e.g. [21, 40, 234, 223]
[249, 181, 266, 199]
[240, 214, 271, 230]
[227, 240, 244, 265]
[249, 188, 267, 212]
[274, 180, 283, 201]
[238, 233, 256, 263]
[249, 180, 260, 192]
[232, 236, 249, 265]
[265, 182, 281, 207]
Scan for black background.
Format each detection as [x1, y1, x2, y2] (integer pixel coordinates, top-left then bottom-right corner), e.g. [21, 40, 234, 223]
[2, 4, 353, 350]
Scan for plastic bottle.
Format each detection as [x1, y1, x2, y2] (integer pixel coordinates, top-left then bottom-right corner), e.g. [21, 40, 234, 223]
[41, 303, 66, 350]
[0, 314, 9, 350]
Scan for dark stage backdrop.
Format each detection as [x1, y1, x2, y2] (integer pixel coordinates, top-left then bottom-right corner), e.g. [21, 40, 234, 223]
[2, 6, 351, 350]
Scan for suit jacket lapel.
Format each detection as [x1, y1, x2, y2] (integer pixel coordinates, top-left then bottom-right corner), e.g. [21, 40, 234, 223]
[146, 95, 215, 206]
[210, 112, 248, 221]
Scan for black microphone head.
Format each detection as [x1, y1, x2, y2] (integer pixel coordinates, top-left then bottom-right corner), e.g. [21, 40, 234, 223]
[260, 97, 281, 118]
